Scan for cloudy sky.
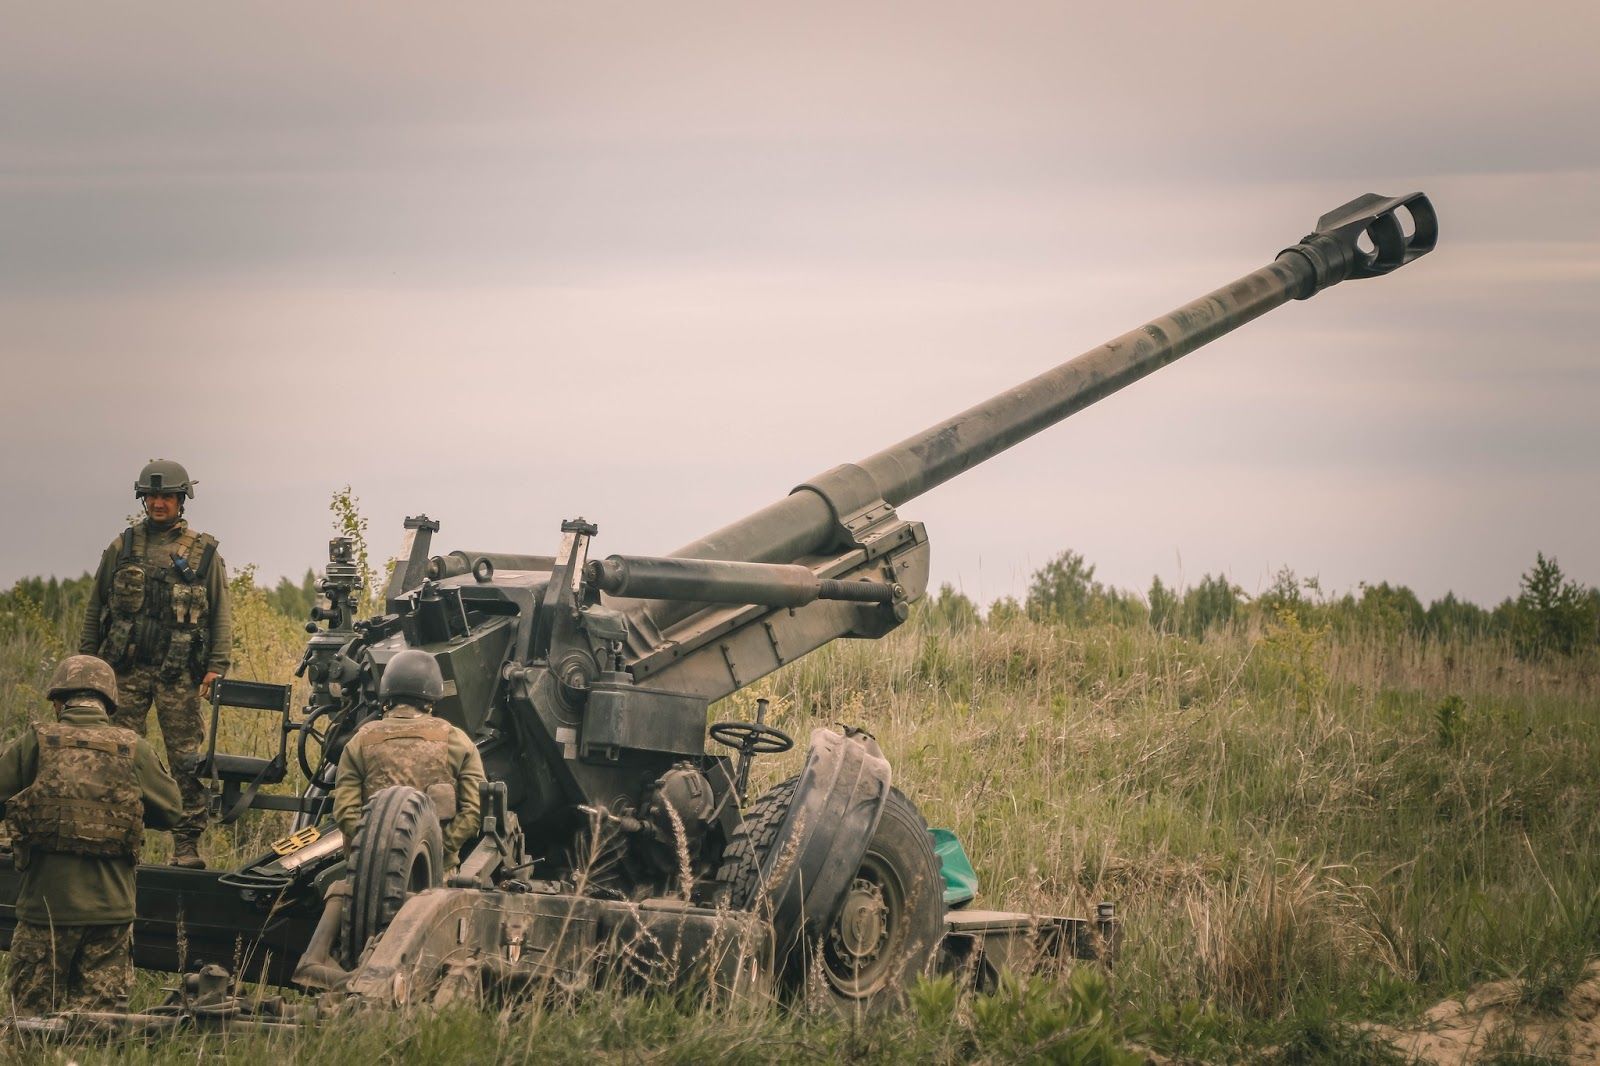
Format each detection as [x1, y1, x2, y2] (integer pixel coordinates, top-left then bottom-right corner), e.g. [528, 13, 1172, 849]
[2, 2, 1595, 608]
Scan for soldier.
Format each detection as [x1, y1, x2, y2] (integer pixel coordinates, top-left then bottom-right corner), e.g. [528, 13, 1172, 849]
[0, 656, 183, 1016]
[333, 650, 485, 859]
[79, 459, 231, 869]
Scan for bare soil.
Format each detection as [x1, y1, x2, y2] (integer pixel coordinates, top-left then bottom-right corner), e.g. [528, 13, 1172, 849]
[1371, 964, 1600, 1064]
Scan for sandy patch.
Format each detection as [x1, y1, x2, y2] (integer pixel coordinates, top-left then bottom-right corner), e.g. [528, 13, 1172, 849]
[1371, 963, 1600, 1064]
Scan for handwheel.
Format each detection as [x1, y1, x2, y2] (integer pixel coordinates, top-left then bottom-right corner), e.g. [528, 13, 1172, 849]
[295, 704, 340, 782]
[709, 720, 794, 755]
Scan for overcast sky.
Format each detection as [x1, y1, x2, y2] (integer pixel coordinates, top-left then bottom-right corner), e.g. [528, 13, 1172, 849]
[2, 2, 1595, 609]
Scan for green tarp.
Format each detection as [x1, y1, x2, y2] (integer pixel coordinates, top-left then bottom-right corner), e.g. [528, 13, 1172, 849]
[929, 828, 977, 907]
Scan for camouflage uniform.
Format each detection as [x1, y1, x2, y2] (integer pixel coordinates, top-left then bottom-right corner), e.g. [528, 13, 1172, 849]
[6, 923, 132, 1015]
[79, 517, 231, 847]
[333, 704, 486, 856]
[0, 658, 182, 1016]
[112, 663, 209, 837]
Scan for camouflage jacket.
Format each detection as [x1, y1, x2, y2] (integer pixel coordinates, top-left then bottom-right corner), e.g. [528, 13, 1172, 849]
[333, 704, 486, 855]
[79, 517, 232, 681]
[0, 699, 183, 924]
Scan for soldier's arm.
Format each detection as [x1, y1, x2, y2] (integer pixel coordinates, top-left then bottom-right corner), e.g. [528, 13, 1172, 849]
[0, 732, 39, 807]
[332, 741, 366, 844]
[205, 551, 233, 677]
[78, 545, 115, 655]
[442, 730, 486, 854]
[135, 741, 184, 829]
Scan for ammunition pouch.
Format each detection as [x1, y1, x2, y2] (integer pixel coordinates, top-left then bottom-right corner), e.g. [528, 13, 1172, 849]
[110, 564, 146, 616]
[96, 616, 137, 671]
[159, 629, 197, 684]
[170, 581, 209, 628]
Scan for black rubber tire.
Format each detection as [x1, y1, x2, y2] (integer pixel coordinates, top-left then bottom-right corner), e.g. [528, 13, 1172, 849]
[718, 776, 946, 1007]
[715, 777, 800, 912]
[341, 785, 444, 967]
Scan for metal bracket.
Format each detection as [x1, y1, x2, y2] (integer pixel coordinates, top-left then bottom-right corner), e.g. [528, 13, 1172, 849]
[385, 514, 441, 607]
[791, 463, 899, 550]
[531, 518, 596, 662]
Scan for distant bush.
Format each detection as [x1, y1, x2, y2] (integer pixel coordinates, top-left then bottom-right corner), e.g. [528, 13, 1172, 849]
[266, 568, 319, 623]
[917, 583, 980, 631]
[986, 595, 1024, 627]
[1026, 550, 1146, 627]
[1423, 592, 1495, 641]
[1510, 553, 1599, 659]
[1026, 549, 1101, 624]
[1149, 573, 1243, 639]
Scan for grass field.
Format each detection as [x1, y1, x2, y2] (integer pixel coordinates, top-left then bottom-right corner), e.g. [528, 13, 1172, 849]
[1, 576, 1597, 1062]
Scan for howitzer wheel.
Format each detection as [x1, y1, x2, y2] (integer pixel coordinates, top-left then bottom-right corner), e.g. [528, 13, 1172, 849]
[716, 776, 945, 1008]
[342, 786, 444, 968]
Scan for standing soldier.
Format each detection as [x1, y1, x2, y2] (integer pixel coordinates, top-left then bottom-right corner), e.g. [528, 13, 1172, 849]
[333, 650, 485, 859]
[0, 656, 183, 1016]
[79, 459, 232, 869]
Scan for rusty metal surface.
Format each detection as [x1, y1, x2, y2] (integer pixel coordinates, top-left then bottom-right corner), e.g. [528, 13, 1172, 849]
[339, 886, 771, 1008]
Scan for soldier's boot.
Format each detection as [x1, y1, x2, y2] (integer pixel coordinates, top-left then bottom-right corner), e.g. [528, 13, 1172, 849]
[171, 834, 206, 870]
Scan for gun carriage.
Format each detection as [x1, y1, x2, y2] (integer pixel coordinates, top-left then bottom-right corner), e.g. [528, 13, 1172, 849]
[0, 192, 1436, 1022]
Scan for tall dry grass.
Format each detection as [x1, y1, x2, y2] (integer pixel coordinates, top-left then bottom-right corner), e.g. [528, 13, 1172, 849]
[738, 608, 1600, 1023]
[2, 582, 1597, 1060]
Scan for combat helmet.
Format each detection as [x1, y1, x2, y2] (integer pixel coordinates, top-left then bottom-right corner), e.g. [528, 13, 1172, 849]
[46, 655, 119, 710]
[378, 650, 446, 707]
[135, 458, 195, 499]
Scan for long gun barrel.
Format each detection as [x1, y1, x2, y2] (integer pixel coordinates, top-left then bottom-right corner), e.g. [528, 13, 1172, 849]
[665, 192, 1436, 581]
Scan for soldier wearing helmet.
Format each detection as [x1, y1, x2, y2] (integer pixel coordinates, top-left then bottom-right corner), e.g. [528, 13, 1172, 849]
[332, 649, 486, 859]
[0, 655, 182, 1015]
[78, 459, 233, 869]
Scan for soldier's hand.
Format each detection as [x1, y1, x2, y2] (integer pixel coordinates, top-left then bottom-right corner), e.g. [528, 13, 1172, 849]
[199, 672, 221, 699]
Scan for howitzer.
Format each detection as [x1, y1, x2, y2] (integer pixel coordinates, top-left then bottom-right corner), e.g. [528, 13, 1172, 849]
[0, 192, 1436, 1014]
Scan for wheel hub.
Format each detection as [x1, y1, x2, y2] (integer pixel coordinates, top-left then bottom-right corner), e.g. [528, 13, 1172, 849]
[835, 878, 887, 961]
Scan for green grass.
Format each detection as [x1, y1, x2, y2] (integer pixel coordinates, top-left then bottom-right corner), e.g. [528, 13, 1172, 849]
[739, 609, 1600, 1056]
[0, 975, 1143, 1066]
[2, 587, 1598, 1062]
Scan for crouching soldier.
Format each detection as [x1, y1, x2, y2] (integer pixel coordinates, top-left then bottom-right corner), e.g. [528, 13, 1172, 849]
[0, 655, 182, 1016]
[333, 650, 486, 861]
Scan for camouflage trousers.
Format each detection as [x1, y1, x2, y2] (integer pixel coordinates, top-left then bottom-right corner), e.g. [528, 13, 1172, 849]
[114, 664, 208, 837]
[6, 921, 132, 1015]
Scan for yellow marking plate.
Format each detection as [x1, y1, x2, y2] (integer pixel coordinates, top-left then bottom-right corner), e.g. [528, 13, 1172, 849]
[269, 826, 321, 857]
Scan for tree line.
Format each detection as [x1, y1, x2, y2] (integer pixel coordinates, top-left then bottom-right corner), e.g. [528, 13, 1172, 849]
[6, 551, 1597, 663]
[922, 550, 1600, 659]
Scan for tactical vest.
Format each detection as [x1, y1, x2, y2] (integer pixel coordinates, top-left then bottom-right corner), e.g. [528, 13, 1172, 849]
[97, 522, 218, 682]
[6, 721, 144, 860]
[358, 713, 458, 820]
